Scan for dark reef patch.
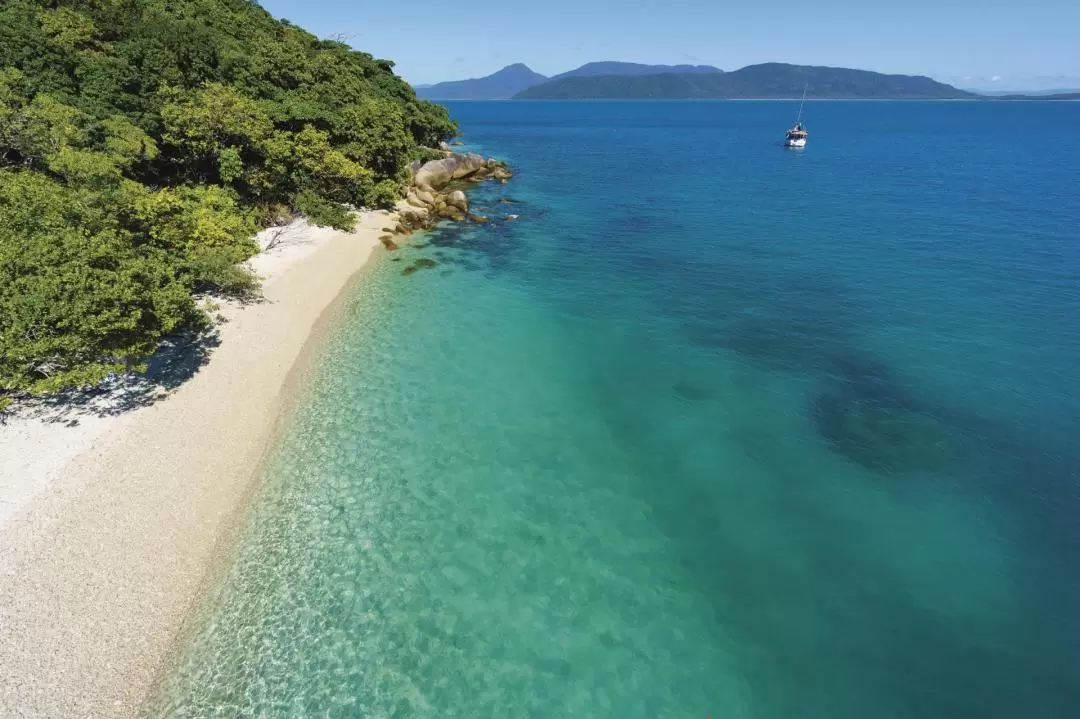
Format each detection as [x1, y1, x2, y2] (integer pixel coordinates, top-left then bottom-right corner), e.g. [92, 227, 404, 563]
[809, 388, 958, 475]
[687, 313, 854, 376]
[672, 380, 712, 402]
[402, 258, 439, 276]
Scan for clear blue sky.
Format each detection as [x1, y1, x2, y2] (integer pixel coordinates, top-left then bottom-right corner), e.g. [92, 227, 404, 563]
[260, 0, 1080, 90]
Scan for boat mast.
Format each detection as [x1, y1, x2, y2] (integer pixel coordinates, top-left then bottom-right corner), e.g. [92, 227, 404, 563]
[795, 83, 807, 124]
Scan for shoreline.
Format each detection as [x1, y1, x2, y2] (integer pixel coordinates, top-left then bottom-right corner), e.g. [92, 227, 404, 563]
[0, 210, 397, 717]
[145, 221, 389, 706]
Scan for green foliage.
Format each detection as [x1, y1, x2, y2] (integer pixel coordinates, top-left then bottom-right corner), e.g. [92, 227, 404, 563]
[292, 189, 356, 231]
[0, 0, 456, 400]
[128, 184, 259, 286]
[161, 83, 274, 168]
[0, 170, 201, 395]
[100, 115, 160, 170]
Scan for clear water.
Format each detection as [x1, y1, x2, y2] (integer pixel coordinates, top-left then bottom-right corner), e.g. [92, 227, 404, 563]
[147, 101, 1080, 718]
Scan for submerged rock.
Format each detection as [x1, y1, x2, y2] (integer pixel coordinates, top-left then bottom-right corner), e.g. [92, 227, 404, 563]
[810, 390, 958, 474]
[467, 213, 490, 223]
[402, 257, 439, 276]
[672, 380, 711, 402]
[379, 236, 398, 251]
[720, 316, 847, 371]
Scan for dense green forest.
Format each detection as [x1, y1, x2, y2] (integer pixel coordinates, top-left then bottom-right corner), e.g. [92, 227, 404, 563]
[0, 0, 455, 405]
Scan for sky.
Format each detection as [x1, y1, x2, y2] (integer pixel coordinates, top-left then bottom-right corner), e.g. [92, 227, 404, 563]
[260, 0, 1080, 90]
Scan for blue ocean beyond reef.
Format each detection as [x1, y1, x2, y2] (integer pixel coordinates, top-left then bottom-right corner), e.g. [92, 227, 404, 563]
[148, 101, 1080, 717]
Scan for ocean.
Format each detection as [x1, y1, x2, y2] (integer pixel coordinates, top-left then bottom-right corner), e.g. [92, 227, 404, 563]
[146, 101, 1080, 718]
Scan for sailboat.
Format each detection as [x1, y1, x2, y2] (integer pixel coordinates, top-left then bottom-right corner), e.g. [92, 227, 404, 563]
[785, 85, 809, 148]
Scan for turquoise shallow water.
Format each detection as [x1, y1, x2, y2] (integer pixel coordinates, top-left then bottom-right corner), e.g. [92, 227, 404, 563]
[148, 102, 1080, 717]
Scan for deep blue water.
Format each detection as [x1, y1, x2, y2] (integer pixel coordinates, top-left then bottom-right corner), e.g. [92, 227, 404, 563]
[149, 101, 1080, 717]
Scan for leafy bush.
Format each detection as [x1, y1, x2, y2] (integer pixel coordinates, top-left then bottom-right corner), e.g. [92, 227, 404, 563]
[0, 170, 202, 395]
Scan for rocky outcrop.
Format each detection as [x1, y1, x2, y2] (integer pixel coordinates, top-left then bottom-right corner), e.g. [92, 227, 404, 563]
[414, 153, 485, 191]
[413, 153, 512, 192]
[392, 151, 513, 235]
[447, 190, 468, 212]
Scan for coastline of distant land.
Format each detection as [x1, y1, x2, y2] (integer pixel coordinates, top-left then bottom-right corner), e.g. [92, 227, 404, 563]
[416, 61, 1080, 101]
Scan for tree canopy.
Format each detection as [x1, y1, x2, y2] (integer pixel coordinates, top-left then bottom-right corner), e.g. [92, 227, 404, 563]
[0, 0, 455, 404]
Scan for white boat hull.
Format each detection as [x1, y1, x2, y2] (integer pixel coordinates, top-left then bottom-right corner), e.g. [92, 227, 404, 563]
[785, 137, 807, 148]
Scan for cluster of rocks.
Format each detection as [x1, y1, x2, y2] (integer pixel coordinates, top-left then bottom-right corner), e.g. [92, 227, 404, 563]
[411, 151, 512, 191]
[386, 152, 513, 232]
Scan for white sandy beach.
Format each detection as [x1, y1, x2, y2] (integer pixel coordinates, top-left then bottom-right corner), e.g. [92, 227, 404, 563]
[0, 210, 398, 717]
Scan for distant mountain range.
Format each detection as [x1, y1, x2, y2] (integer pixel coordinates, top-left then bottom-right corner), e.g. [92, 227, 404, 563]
[415, 62, 1078, 101]
[415, 63, 548, 100]
[416, 62, 724, 100]
[516, 63, 975, 99]
[550, 62, 723, 81]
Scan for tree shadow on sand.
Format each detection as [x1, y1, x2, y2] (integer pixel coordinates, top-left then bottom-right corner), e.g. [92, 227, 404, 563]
[8, 325, 222, 425]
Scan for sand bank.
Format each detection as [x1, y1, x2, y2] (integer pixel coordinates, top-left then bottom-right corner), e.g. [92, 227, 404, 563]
[0, 210, 396, 717]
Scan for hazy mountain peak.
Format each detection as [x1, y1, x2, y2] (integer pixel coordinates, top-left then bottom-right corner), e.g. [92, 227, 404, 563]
[552, 61, 724, 80]
[415, 64, 549, 100]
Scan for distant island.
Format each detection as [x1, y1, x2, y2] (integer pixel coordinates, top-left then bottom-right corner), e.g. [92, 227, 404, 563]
[989, 92, 1080, 101]
[417, 61, 1080, 101]
[516, 63, 974, 99]
[417, 61, 725, 100]
[415, 61, 972, 100]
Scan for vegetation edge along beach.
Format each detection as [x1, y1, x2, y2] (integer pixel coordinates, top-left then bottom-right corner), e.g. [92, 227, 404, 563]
[0, 0, 457, 408]
[0, 0, 508, 715]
